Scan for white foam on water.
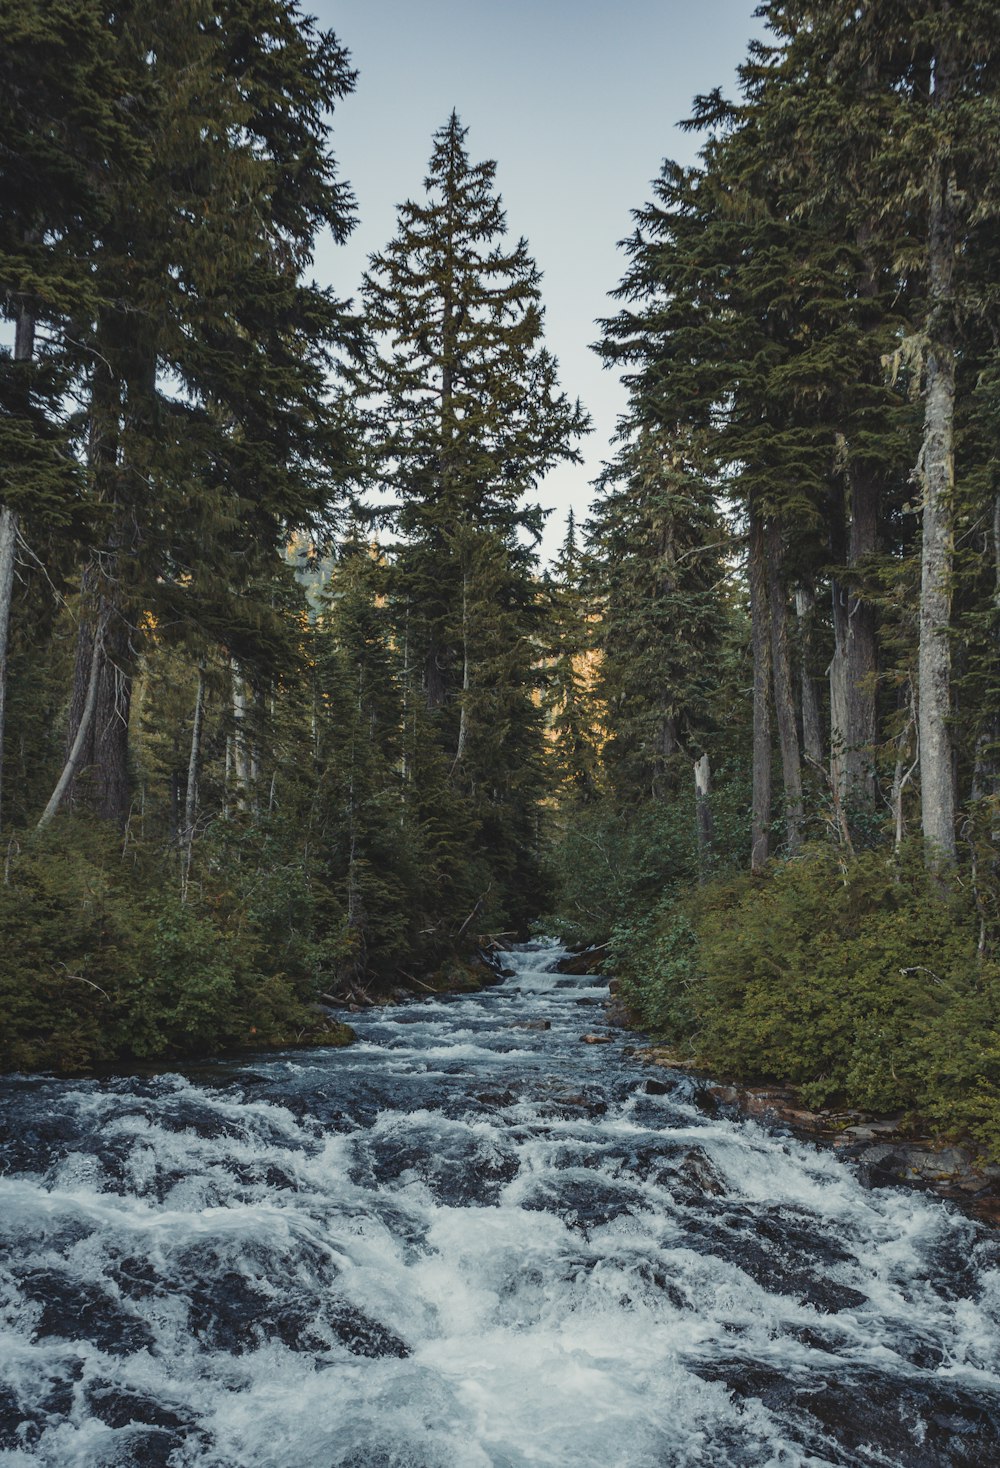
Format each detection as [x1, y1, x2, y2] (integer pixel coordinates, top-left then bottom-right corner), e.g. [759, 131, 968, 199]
[1, 941, 998, 1466]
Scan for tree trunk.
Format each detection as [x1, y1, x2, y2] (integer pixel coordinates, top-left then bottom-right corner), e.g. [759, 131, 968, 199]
[892, 681, 917, 854]
[748, 506, 772, 873]
[917, 35, 958, 868]
[846, 467, 879, 798]
[65, 582, 132, 826]
[230, 659, 252, 809]
[794, 586, 824, 769]
[766, 519, 803, 853]
[0, 299, 36, 828]
[182, 666, 205, 896]
[829, 467, 879, 816]
[37, 615, 105, 830]
[693, 751, 713, 877]
[425, 638, 446, 711]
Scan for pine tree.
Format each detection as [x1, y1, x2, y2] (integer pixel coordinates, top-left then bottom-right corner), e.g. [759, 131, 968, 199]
[0, 0, 142, 827]
[37, 0, 358, 829]
[356, 112, 588, 929]
[541, 510, 600, 802]
[588, 428, 731, 808]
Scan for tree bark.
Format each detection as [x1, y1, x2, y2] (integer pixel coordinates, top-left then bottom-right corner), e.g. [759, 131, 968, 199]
[182, 666, 205, 895]
[847, 467, 879, 797]
[693, 751, 713, 877]
[766, 519, 803, 853]
[917, 34, 958, 867]
[230, 659, 252, 809]
[0, 299, 36, 828]
[748, 506, 772, 872]
[794, 586, 824, 769]
[829, 467, 879, 814]
[65, 580, 132, 826]
[38, 615, 105, 830]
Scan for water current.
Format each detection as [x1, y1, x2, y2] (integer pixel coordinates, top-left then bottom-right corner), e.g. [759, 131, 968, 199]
[1, 941, 999, 1467]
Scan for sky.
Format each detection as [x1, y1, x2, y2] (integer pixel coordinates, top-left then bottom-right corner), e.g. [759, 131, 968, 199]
[314, 0, 765, 559]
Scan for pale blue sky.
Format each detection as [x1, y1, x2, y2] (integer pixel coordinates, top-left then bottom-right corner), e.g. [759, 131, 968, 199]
[314, 0, 765, 556]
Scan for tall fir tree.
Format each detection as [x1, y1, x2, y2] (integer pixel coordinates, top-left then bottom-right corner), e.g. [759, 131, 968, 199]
[39, 0, 359, 830]
[356, 112, 588, 930]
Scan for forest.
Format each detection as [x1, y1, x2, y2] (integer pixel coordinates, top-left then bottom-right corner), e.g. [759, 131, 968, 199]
[2, 0, 1000, 1163]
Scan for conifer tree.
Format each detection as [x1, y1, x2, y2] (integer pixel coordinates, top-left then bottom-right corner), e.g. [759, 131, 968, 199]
[37, 0, 358, 829]
[356, 113, 588, 927]
[588, 428, 731, 807]
[541, 510, 600, 802]
[0, 0, 142, 827]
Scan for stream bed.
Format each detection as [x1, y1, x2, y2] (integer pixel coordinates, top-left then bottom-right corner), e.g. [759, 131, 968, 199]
[1, 940, 999, 1467]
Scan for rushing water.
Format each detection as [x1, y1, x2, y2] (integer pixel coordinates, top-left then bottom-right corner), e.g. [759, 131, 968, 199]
[1, 942, 999, 1468]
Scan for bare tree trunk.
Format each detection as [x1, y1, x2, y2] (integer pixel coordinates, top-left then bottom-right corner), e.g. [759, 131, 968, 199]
[230, 660, 252, 809]
[845, 467, 879, 800]
[917, 34, 958, 868]
[64, 581, 132, 826]
[795, 587, 824, 771]
[829, 469, 879, 817]
[0, 509, 17, 832]
[694, 751, 713, 878]
[748, 507, 772, 873]
[766, 519, 803, 853]
[0, 299, 36, 828]
[892, 680, 918, 854]
[38, 617, 104, 830]
[182, 666, 205, 896]
[829, 573, 850, 808]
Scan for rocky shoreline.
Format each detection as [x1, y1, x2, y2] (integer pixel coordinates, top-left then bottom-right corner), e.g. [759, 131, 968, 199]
[556, 946, 1000, 1228]
[637, 1049, 1000, 1227]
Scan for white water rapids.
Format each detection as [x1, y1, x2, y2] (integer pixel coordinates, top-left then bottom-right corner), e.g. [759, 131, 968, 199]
[1, 941, 999, 1467]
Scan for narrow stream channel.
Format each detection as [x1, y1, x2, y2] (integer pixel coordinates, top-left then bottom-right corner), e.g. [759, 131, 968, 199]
[1, 941, 999, 1467]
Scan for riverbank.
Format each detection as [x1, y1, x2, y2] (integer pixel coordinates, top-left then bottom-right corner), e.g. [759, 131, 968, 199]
[635, 1046, 1000, 1228]
[556, 945, 1000, 1227]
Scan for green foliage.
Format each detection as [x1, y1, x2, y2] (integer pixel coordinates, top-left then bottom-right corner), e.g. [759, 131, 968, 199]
[612, 846, 1000, 1158]
[352, 112, 588, 938]
[0, 819, 337, 1073]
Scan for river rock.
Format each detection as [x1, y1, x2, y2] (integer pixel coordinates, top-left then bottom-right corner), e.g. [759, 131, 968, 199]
[579, 1033, 614, 1044]
[555, 944, 609, 975]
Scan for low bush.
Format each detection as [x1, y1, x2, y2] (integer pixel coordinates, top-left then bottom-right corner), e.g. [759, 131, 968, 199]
[610, 843, 1000, 1158]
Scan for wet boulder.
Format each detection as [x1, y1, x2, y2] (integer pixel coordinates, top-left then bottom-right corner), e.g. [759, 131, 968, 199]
[19, 1269, 155, 1354]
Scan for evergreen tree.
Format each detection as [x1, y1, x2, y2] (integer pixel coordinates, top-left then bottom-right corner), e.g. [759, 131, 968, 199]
[0, 0, 144, 826]
[541, 510, 600, 803]
[39, 0, 358, 829]
[356, 112, 588, 929]
[588, 428, 732, 809]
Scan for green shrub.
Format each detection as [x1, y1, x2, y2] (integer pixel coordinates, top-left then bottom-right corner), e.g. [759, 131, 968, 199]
[0, 819, 329, 1072]
[610, 843, 1000, 1158]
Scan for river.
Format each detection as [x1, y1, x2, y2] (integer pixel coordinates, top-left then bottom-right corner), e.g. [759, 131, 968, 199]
[1, 941, 998, 1467]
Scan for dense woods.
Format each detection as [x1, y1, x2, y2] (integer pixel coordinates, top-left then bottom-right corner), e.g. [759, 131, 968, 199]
[550, 0, 1000, 1157]
[3, 0, 1000, 1159]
